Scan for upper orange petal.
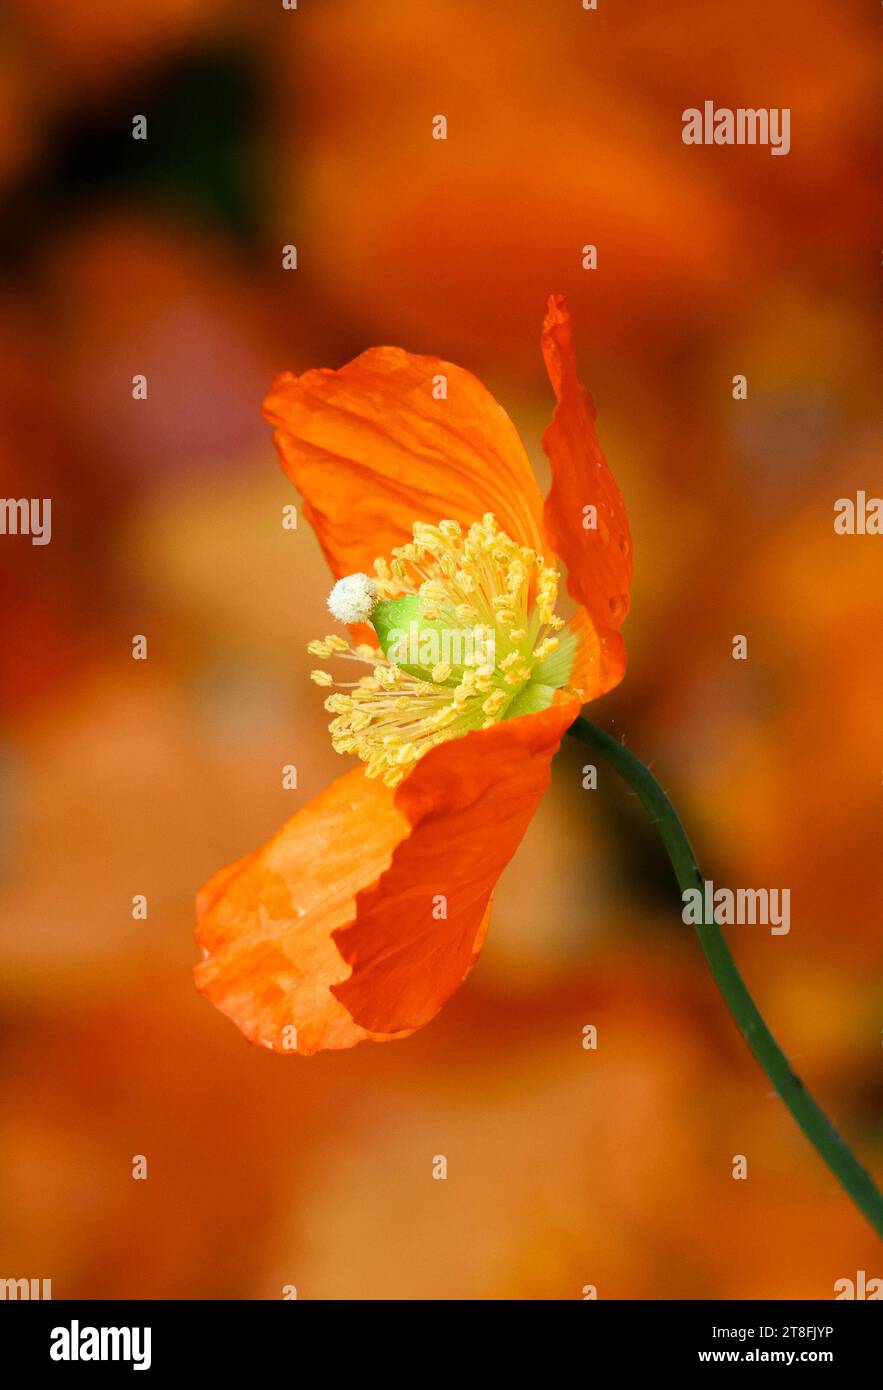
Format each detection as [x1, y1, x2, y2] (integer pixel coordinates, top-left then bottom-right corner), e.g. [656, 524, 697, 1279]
[194, 767, 412, 1054]
[540, 294, 633, 695]
[332, 695, 580, 1035]
[263, 347, 546, 576]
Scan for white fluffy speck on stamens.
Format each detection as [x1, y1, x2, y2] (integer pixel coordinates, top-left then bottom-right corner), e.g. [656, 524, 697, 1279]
[327, 573, 380, 624]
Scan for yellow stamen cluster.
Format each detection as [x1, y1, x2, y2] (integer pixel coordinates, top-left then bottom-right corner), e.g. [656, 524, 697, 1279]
[308, 514, 570, 787]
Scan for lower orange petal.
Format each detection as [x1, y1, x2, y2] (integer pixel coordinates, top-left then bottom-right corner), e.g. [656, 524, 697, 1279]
[195, 700, 579, 1052]
[194, 768, 411, 1054]
[332, 697, 580, 1034]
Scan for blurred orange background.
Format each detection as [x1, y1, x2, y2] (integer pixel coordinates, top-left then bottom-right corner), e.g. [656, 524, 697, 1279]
[0, 0, 881, 1298]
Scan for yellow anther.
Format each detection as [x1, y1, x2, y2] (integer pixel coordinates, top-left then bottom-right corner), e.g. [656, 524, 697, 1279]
[332, 736, 358, 754]
[482, 690, 507, 716]
[504, 666, 531, 686]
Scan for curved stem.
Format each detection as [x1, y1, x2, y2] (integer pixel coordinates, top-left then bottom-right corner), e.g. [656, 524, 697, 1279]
[568, 715, 883, 1238]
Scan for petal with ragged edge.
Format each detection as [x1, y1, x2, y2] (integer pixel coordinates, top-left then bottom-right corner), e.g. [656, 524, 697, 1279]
[194, 768, 410, 1054]
[540, 294, 632, 695]
[263, 348, 546, 578]
[194, 700, 578, 1052]
[332, 697, 580, 1034]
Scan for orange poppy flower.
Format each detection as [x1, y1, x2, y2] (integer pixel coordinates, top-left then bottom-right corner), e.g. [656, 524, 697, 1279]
[194, 296, 632, 1054]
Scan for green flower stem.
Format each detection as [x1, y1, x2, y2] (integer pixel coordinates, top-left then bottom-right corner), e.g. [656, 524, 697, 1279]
[568, 715, 883, 1239]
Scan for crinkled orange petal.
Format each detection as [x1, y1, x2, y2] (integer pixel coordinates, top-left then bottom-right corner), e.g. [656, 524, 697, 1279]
[540, 294, 633, 695]
[332, 696, 580, 1034]
[194, 768, 412, 1054]
[262, 348, 546, 576]
[195, 699, 578, 1053]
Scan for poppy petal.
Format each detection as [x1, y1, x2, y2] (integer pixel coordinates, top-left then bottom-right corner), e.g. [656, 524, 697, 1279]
[332, 697, 580, 1034]
[195, 700, 578, 1052]
[263, 348, 546, 576]
[540, 294, 632, 694]
[194, 768, 412, 1054]
[544, 606, 607, 705]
